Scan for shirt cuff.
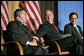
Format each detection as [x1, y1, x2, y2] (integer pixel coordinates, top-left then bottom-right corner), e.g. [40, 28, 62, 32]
[26, 41, 29, 45]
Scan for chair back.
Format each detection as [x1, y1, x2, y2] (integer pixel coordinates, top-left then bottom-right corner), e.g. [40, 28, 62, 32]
[1, 30, 22, 55]
[1, 30, 7, 55]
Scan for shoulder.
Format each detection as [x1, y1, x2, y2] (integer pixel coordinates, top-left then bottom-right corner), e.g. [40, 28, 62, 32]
[77, 25, 81, 29]
[7, 20, 18, 28]
[65, 23, 72, 27]
[64, 23, 74, 30]
[77, 25, 81, 27]
[8, 20, 21, 26]
[8, 21, 16, 26]
[40, 22, 50, 27]
[38, 22, 50, 30]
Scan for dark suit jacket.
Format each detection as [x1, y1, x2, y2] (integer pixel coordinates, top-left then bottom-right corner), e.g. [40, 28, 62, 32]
[6, 19, 33, 45]
[64, 23, 83, 43]
[6, 19, 44, 55]
[35, 22, 63, 41]
[35, 22, 83, 54]
[64, 23, 83, 38]
[35, 22, 80, 51]
[64, 23, 83, 46]
[64, 23, 83, 55]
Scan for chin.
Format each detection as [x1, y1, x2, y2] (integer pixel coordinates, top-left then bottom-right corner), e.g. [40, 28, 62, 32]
[25, 21, 27, 23]
[72, 23, 76, 25]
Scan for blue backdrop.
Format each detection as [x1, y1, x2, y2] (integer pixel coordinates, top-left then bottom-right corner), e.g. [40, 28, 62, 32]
[58, 1, 83, 32]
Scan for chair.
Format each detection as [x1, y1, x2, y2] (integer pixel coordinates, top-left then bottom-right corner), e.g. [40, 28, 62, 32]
[40, 38, 70, 55]
[1, 30, 69, 55]
[1, 30, 24, 55]
[1, 41, 23, 55]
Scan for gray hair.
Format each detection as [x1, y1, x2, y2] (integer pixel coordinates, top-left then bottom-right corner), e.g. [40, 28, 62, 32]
[14, 9, 24, 19]
[45, 10, 54, 15]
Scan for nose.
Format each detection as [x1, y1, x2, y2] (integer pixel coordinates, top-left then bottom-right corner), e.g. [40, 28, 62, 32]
[71, 18, 74, 21]
[73, 19, 75, 22]
[48, 16, 50, 19]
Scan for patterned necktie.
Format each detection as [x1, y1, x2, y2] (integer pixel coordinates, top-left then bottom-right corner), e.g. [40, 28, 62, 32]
[75, 26, 81, 36]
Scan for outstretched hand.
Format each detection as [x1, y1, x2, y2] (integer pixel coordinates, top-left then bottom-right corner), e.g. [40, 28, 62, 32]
[33, 36, 39, 41]
[28, 39, 38, 46]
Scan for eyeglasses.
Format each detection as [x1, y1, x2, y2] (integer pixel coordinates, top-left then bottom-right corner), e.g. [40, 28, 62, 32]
[71, 18, 78, 20]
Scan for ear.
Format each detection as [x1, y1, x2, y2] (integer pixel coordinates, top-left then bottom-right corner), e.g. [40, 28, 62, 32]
[19, 14, 21, 18]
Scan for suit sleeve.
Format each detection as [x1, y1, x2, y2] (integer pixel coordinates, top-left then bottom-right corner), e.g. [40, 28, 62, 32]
[35, 24, 49, 38]
[6, 22, 29, 45]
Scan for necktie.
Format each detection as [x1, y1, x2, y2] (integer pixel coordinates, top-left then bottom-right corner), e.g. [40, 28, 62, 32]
[75, 26, 81, 36]
[52, 23, 59, 32]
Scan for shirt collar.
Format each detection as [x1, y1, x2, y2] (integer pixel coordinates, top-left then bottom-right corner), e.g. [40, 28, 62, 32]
[15, 19, 23, 25]
[73, 24, 77, 27]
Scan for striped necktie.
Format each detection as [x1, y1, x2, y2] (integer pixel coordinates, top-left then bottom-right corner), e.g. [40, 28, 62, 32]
[52, 23, 62, 35]
[52, 23, 59, 32]
[75, 26, 81, 36]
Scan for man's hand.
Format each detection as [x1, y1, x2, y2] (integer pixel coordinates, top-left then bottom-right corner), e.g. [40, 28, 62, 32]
[33, 36, 39, 41]
[40, 37, 44, 43]
[28, 39, 38, 46]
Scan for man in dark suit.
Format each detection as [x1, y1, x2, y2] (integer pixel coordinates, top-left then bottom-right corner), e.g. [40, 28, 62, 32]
[64, 12, 83, 55]
[34, 10, 83, 55]
[6, 9, 48, 55]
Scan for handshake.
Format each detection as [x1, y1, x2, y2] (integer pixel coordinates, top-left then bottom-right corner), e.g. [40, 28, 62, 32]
[28, 36, 49, 49]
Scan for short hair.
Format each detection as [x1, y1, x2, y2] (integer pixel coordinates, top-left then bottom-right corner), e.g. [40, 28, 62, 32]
[14, 9, 24, 19]
[69, 12, 78, 19]
[45, 10, 54, 15]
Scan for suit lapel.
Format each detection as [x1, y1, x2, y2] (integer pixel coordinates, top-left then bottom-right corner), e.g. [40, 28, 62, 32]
[71, 24, 81, 37]
[76, 25, 82, 36]
[48, 23, 59, 33]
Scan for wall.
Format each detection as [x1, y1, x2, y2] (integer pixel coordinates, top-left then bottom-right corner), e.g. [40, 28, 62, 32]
[39, 1, 58, 26]
[58, 1, 83, 32]
[7, 1, 20, 21]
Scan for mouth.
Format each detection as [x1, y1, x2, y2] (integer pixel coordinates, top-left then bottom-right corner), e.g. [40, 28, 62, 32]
[72, 21, 74, 22]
